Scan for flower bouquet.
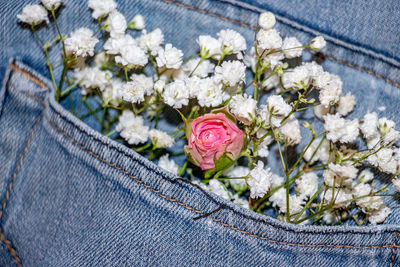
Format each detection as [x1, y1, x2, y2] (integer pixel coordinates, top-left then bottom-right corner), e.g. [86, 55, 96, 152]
[17, 0, 400, 226]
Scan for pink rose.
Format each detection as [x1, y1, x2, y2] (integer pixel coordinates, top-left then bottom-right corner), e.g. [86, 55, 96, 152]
[185, 113, 245, 171]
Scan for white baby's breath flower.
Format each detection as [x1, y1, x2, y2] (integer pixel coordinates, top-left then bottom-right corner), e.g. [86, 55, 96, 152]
[156, 44, 183, 69]
[65, 28, 99, 57]
[217, 29, 247, 56]
[154, 80, 165, 94]
[368, 206, 391, 225]
[162, 80, 189, 108]
[94, 51, 110, 67]
[116, 110, 149, 145]
[322, 188, 352, 207]
[41, 0, 62, 10]
[279, 115, 302, 145]
[182, 58, 214, 78]
[104, 34, 136, 55]
[257, 29, 282, 51]
[258, 12, 276, 29]
[149, 129, 174, 148]
[303, 137, 330, 164]
[115, 45, 148, 67]
[270, 188, 305, 215]
[264, 95, 292, 127]
[197, 35, 222, 59]
[138, 28, 164, 56]
[367, 148, 399, 174]
[247, 161, 272, 199]
[17, 4, 49, 25]
[323, 163, 358, 188]
[102, 80, 122, 106]
[324, 113, 359, 143]
[360, 112, 379, 141]
[185, 76, 202, 98]
[378, 118, 400, 145]
[310, 36, 326, 50]
[119, 81, 145, 103]
[282, 62, 323, 90]
[323, 210, 340, 225]
[357, 169, 374, 183]
[295, 172, 319, 198]
[337, 93, 356, 116]
[392, 178, 400, 193]
[282, 37, 303, 59]
[196, 78, 224, 107]
[105, 10, 127, 37]
[232, 194, 249, 209]
[88, 0, 117, 19]
[129, 14, 145, 30]
[208, 180, 230, 200]
[229, 94, 257, 125]
[74, 67, 111, 94]
[315, 73, 343, 107]
[131, 74, 154, 96]
[158, 154, 179, 175]
[214, 60, 246, 87]
[313, 104, 329, 120]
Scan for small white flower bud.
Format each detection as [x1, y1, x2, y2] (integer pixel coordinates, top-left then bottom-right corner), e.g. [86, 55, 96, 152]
[310, 36, 326, 50]
[258, 12, 276, 29]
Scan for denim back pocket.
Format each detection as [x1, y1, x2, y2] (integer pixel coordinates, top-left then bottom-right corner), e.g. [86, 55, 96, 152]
[1, 0, 400, 266]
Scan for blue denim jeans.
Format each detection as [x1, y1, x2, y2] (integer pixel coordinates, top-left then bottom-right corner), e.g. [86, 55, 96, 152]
[1, 0, 400, 266]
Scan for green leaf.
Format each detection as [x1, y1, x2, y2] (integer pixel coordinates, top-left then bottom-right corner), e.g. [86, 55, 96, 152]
[211, 106, 236, 123]
[184, 119, 193, 140]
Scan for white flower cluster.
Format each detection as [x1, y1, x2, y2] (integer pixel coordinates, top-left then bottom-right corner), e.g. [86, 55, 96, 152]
[65, 28, 99, 57]
[17, 4, 49, 25]
[21, 3, 399, 227]
[116, 110, 149, 145]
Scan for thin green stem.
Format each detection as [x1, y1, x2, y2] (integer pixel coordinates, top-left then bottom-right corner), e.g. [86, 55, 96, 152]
[83, 99, 101, 122]
[101, 106, 107, 133]
[188, 57, 204, 77]
[61, 81, 80, 97]
[294, 184, 325, 222]
[106, 129, 116, 137]
[135, 143, 151, 152]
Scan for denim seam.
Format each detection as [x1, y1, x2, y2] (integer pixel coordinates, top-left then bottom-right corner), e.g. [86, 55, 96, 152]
[10, 64, 400, 249]
[159, 0, 400, 89]
[390, 233, 400, 267]
[9, 64, 46, 89]
[0, 112, 42, 267]
[218, 0, 400, 68]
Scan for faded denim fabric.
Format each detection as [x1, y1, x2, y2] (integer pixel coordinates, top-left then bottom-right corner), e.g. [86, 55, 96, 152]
[1, 0, 400, 266]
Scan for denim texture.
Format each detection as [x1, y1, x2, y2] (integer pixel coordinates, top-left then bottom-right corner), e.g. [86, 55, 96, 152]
[1, 0, 400, 266]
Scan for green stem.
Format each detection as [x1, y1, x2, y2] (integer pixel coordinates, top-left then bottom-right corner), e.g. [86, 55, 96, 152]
[188, 57, 204, 77]
[135, 143, 151, 152]
[61, 81, 80, 97]
[124, 67, 129, 81]
[294, 184, 324, 222]
[50, 9, 68, 101]
[83, 99, 101, 122]
[106, 129, 116, 137]
[101, 106, 107, 133]
[178, 161, 188, 176]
